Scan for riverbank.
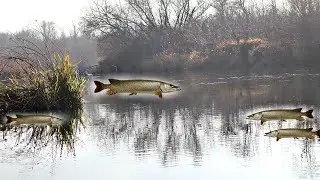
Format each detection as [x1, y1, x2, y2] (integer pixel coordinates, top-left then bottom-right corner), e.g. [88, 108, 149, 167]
[0, 53, 86, 112]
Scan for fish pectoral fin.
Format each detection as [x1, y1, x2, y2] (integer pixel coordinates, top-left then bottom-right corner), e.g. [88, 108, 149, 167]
[281, 119, 286, 122]
[307, 135, 315, 140]
[155, 92, 163, 99]
[294, 137, 299, 139]
[47, 122, 53, 128]
[260, 119, 267, 125]
[296, 116, 305, 121]
[129, 92, 137, 96]
[107, 90, 116, 96]
[276, 136, 281, 141]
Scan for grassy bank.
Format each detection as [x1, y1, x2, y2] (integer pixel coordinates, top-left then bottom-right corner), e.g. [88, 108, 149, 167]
[0, 53, 86, 112]
[0, 52, 86, 154]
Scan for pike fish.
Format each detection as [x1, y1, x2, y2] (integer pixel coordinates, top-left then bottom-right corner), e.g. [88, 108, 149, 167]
[94, 79, 181, 99]
[246, 108, 313, 125]
[6, 114, 63, 127]
[265, 128, 320, 141]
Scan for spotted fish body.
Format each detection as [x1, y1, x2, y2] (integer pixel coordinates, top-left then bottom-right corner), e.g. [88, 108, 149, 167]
[94, 79, 181, 99]
[265, 128, 320, 141]
[108, 80, 163, 93]
[246, 108, 313, 124]
[259, 109, 306, 119]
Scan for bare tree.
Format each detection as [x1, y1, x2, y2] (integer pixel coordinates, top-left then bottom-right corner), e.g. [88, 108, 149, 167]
[39, 21, 57, 40]
[81, 0, 210, 36]
[211, 0, 229, 26]
[77, 0, 320, 73]
[71, 23, 79, 40]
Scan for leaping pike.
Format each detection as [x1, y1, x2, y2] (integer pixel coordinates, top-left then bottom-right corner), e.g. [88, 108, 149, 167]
[265, 128, 320, 141]
[93, 79, 181, 99]
[246, 108, 313, 125]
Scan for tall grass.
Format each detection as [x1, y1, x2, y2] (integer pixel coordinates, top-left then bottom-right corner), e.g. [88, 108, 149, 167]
[0, 52, 86, 155]
[0, 37, 86, 156]
[0, 53, 86, 112]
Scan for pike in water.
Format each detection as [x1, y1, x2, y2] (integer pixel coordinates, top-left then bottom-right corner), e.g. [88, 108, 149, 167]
[246, 108, 313, 125]
[94, 79, 181, 99]
[265, 128, 320, 141]
[6, 114, 63, 127]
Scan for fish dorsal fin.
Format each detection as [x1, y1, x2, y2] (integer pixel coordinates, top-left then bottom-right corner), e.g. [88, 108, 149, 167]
[108, 79, 120, 84]
[16, 114, 27, 118]
[306, 128, 313, 131]
[292, 108, 302, 112]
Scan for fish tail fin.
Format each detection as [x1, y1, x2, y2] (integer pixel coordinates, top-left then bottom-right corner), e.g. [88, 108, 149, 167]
[304, 109, 313, 119]
[94, 81, 109, 93]
[314, 130, 320, 137]
[6, 116, 14, 124]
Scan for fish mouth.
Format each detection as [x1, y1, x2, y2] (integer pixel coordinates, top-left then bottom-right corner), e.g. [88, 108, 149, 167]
[264, 132, 271, 136]
[172, 85, 181, 91]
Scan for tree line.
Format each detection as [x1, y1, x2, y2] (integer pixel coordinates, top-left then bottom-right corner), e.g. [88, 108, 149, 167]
[81, 0, 320, 74]
[0, 21, 97, 77]
[2, 0, 320, 75]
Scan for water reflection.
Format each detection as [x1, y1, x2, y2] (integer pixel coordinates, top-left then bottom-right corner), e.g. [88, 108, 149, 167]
[0, 111, 84, 157]
[2, 73, 320, 179]
[84, 73, 320, 177]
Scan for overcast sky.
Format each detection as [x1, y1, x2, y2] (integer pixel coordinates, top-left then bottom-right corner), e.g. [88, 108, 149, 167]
[0, 0, 91, 34]
[0, 0, 286, 34]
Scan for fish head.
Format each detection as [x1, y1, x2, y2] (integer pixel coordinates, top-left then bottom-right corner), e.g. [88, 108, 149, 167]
[160, 83, 181, 93]
[246, 112, 262, 120]
[264, 130, 278, 137]
[51, 117, 64, 126]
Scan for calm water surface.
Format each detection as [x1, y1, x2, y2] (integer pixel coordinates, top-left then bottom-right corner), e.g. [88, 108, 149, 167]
[1, 72, 320, 180]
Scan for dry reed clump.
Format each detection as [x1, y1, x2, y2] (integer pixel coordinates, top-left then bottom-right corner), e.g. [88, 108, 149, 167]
[0, 37, 86, 155]
[0, 53, 86, 112]
[0, 53, 86, 155]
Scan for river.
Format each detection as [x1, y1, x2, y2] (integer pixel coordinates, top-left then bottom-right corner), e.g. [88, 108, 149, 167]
[1, 72, 320, 180]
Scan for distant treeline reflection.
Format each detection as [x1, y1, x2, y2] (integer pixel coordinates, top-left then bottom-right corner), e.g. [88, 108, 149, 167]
[85, 73, 320, 165]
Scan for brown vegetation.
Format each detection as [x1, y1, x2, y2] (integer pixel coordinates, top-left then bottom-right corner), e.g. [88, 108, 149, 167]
[0, 36, 87, 112]
[80, 0, 320, 74]
[216, 38, 267, 50]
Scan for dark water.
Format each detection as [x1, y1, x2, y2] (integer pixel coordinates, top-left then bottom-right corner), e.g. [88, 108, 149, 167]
[1, 72, 320, 180]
